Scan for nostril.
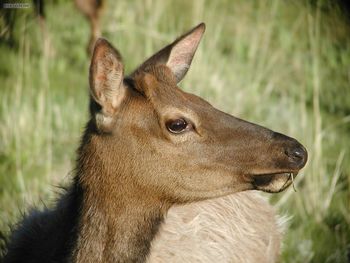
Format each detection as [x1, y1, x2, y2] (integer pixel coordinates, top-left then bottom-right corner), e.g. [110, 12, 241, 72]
[292, 148, 303, 159]
[285, 145, 308, 167]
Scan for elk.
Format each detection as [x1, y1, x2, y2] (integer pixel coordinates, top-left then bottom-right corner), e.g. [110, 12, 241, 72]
[74, 0, 105, 56]
[3, 23, 307, 263]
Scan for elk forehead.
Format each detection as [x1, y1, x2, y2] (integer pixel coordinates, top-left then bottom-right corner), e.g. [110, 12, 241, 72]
[134, 65, 209, 117]
[134, 65, 179, 100]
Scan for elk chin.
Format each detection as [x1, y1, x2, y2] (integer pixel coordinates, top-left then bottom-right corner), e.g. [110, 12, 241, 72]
[251, 172, 298, 193]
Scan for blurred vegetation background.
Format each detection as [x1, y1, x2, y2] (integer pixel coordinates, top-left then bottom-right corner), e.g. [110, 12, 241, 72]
[0, 0, 349, 262]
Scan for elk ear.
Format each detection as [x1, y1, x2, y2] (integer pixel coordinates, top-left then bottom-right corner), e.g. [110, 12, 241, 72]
[134, 23, 205, 83]
[90, 38, 125, 116]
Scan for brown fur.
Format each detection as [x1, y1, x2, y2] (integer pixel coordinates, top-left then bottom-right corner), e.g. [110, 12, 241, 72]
[3, 23, 307, 262]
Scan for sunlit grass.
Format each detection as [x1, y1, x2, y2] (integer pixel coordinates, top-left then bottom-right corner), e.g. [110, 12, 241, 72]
[0, 0, 349, 262]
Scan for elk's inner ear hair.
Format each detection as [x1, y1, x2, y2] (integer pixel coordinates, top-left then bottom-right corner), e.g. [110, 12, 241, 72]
[89, 38, 126, 132]
[88, 96, 116, 133]
[131, 23, 205, 84]
[90, 39, 124, 112]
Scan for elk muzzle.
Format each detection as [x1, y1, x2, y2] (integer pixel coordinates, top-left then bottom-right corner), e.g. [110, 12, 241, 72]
[250, 132, 308, 193]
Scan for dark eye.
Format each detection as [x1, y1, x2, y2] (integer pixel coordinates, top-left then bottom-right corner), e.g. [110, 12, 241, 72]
[166, 118, 188, 134]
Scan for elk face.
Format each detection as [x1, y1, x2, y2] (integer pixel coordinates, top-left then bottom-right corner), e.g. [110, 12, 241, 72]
[89, 23, 307, 203]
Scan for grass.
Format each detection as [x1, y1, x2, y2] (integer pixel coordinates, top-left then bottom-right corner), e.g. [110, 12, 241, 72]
[0, 0, 349, 262]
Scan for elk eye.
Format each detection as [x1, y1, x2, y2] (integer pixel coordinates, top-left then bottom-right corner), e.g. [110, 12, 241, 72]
[166, 118, 188, 134]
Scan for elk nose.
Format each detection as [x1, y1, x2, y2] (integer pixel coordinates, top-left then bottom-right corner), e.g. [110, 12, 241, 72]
[285, 144, 308, 168]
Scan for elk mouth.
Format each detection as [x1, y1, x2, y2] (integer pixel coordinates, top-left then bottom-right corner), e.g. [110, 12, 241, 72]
[251, 172, 298, 193]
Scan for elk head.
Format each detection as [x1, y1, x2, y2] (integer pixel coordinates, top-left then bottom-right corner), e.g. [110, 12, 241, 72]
[87, 23, 307, 204]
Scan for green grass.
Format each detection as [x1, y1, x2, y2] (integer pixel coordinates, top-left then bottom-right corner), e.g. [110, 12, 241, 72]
[0, 0, 349, 262]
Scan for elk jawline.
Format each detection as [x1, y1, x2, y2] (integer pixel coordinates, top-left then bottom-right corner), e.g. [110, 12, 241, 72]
[251, 172, 298, 193]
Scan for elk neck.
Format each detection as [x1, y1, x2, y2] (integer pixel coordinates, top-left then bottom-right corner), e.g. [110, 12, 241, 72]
[71, 123, 170, 262]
